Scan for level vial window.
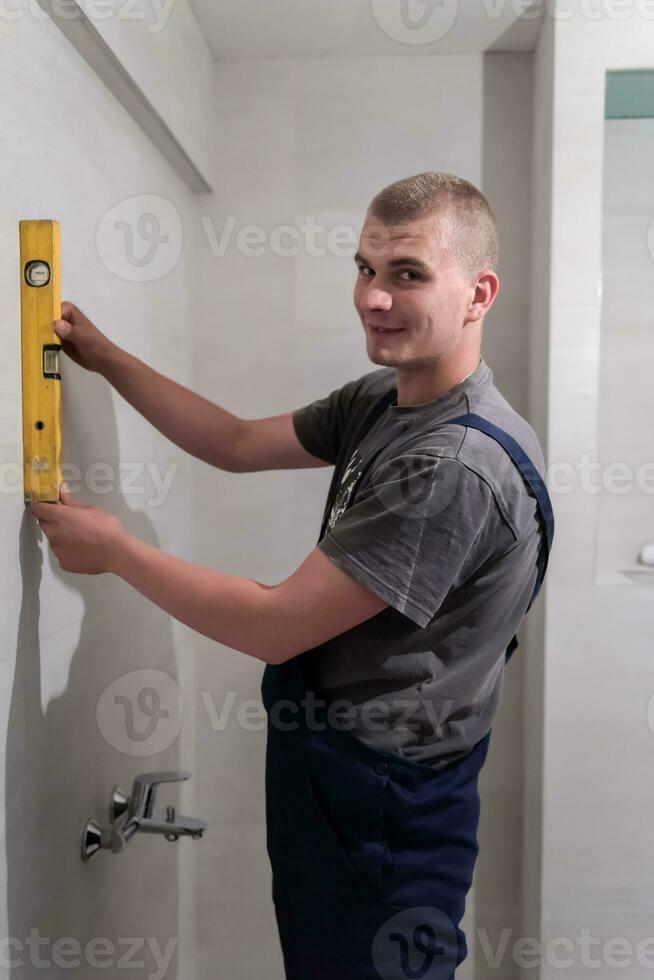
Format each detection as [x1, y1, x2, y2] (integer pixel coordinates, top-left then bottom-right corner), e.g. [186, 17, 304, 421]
[25, 260, 51, 287]
[43, 347, 60, 378]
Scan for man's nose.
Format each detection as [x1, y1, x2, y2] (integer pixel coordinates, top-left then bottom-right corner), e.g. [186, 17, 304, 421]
[360, 287, 392, 311]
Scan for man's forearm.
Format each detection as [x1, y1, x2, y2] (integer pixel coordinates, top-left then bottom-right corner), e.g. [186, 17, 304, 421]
[100, 346, 242, 471]
[110, 531, 280, 664]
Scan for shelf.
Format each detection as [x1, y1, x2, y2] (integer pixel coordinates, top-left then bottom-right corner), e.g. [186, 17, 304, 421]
[618, 566, 654, 584]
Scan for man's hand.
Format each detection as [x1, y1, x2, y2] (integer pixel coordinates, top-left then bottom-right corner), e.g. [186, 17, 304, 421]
[29, 485, 128, 575]
[54, 302, 119, 374]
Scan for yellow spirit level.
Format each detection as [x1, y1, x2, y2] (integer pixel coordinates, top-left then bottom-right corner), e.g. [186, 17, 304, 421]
[20, 219, 63, 503]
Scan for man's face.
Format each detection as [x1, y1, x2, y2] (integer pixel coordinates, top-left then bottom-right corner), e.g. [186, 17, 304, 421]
[353, 212, 475, 368]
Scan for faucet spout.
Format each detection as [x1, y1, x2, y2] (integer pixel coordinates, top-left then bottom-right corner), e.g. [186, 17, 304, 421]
[82, 770, 207, 861]
[138, 812, 206, 840]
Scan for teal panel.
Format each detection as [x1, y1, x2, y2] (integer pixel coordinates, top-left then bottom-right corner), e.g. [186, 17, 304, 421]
[606, 70, 654, 119]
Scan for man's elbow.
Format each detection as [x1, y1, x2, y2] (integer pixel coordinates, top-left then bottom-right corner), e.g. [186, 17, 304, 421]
[248, 584, 303, 665]
[259, 641, 300, 666]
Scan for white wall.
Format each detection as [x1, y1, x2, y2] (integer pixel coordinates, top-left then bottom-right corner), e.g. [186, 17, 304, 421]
[190, 51, 536, 980]
[534, 12, 654, 979]
[0, 5, 214, 978]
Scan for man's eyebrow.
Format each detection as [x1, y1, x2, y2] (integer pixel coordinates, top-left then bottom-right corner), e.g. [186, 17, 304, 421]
[354, 251, 432, 272]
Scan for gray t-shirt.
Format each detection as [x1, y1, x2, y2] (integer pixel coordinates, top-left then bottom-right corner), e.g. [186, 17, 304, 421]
[292, 357, 546, 769]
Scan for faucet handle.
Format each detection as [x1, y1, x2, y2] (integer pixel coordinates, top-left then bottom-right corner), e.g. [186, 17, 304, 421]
[130, 771, 192, 819]
[133, 771, 191, 789]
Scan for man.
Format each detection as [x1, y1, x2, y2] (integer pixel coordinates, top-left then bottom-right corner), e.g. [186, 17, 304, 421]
[31, 171, 553, 979]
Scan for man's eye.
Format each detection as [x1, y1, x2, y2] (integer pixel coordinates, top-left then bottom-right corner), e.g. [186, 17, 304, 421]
[398, 270, 420, 281]
[357, 265, 373, 277]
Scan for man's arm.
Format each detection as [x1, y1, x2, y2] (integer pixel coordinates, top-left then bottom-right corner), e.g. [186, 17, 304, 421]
[57, 302, 333, 472]
[109, 537, 388, 665]
[100, 348, 328, 473]
[230, 413, 330, 472]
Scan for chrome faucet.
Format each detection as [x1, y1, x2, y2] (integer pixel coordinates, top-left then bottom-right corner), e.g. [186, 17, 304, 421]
[82, 770, 206, 862]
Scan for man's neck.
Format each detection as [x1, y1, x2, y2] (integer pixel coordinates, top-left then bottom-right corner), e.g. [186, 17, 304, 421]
[394, 357, 481, 408]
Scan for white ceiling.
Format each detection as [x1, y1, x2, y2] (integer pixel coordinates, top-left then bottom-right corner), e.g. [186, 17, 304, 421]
[188, 0, 545, 61]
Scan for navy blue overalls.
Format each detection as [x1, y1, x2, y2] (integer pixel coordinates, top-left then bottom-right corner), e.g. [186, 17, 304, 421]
[261, 391, 554, 979]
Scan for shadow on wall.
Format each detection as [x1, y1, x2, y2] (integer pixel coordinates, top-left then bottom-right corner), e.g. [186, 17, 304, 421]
[6, 363, 185, 979]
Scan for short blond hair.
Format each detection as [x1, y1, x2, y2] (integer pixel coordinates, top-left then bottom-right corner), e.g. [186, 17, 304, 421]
[368, 171, 499, 278]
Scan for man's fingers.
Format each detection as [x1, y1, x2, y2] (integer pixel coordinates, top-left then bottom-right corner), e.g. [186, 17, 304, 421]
[30, 501, 59, 522]
[59, 485, 88, 507]
[60, 301, 76, 321]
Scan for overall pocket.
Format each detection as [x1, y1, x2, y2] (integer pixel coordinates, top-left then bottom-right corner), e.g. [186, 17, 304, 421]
[303, 748, 395, 904]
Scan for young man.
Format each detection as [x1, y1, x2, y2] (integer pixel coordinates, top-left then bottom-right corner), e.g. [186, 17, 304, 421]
[32, 172, 553, 979]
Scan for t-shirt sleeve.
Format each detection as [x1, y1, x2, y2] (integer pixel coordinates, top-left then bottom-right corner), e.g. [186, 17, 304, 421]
[292, 376, 367, 466]
[317, 453, 511, 628]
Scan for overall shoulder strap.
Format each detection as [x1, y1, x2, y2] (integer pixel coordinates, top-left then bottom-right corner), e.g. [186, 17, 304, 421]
[447, 413, 555, 663]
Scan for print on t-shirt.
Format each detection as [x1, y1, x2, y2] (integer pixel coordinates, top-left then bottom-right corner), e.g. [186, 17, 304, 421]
[324, 449, 363, 534]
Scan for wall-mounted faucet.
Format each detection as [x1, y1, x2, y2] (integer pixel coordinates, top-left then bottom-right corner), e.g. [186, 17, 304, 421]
[82, 770, 206, 862]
